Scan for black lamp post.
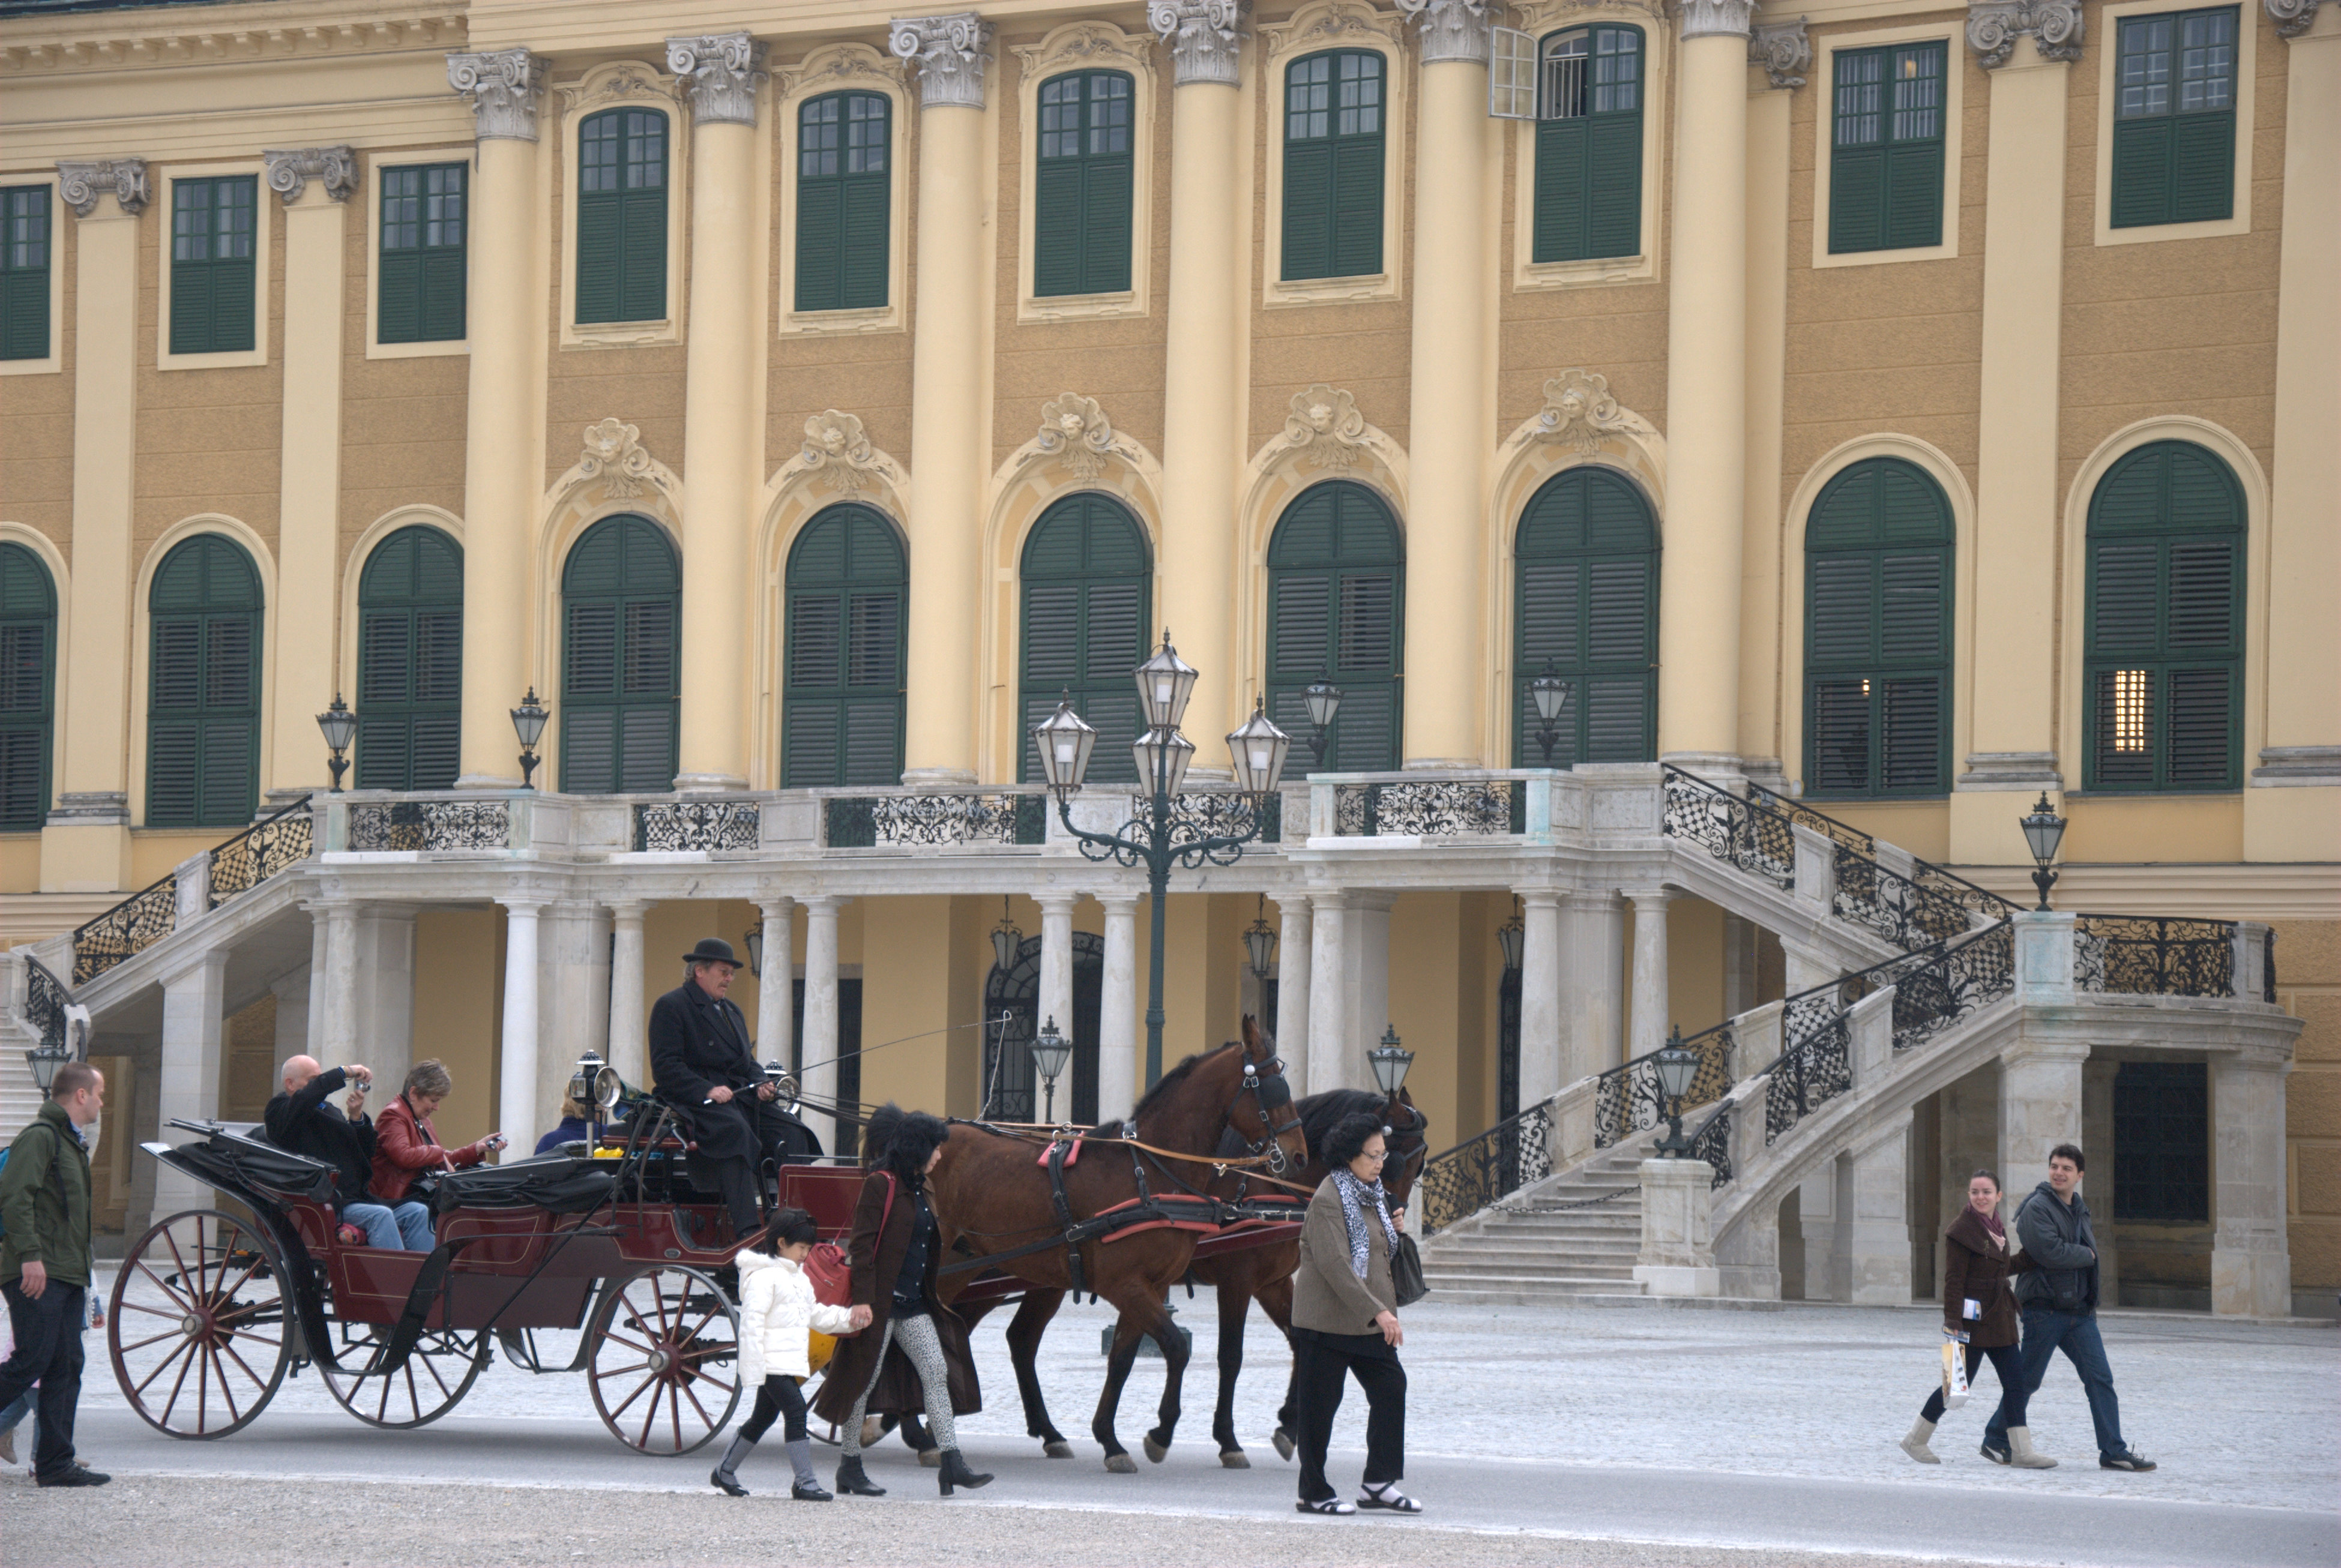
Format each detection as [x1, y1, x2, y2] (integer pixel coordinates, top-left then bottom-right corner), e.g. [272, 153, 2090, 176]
[1030, 1015, 1073, 1123]
[510, 688, 549, 789]
[316, 694, 357, 792]
[1302, 674, 1342, 771]
[1366, 1025, 1414, 1098]
[2020, 792, 2067, 912]
[1243, 895, 1277, 982]
[1528, 661, 1573, 766]
[1035, 635, 1291, 1087]
[1651, 1027, 1700, 1156]
[1496, 895, 1525, 975]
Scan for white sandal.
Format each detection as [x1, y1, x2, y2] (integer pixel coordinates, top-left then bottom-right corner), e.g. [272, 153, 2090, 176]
[1297, 1497, 1356, 1516]
[1359, 1487, 1423, 1513]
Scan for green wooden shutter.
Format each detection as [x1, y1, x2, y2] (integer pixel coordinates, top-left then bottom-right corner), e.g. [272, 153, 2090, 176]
[1532, 27, 1644, 264]
[1513, 466, 1657, 764]
[1283, 52, 1384, 282]
[577, 109, 667, 325]
[1019, 496, 1152, 783]
[0, 544, 56, 829]
[561, 515, 679, 793]
[146, 535, 261, 826]
[355, 526, 463, 790]
[797, 93, 890, 313]
[379, 163, 466, 345]
[1265, 481, 1404, 771]
[1803, 459, 1952, 796]
[0, 185, 52, 362]
[2112, 8, 2238, 228]
[1034, 72, 1134, 298]
[170, 176, 258, 355]
[782, 505, 906, 787]
[1830, 43, 1944, 254]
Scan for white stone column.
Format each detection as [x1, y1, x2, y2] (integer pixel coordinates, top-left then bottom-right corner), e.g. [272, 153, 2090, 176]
[1037, 894, 1076, 1112]
[2082, 1054, 2121, 1301]
[1343, 893, 1394, 1086]
[1739, 22, 1806, 778]
[1271, 895, 1312, 1084]
[1627, 889, 1673, 1061]
[1634, 1157, 1720, 1297]
[263, 148, 355, 802]
[1560, 892, 1626, 1078]
[2211, 1050, 2292, 1317]
[1847, 1114, 1914, 1305]
[755, 897, 796, 1073]
[154, 949, 229, 1215]
[270, 968, 312, 1063]
[496, 898, 544, 1153]
[1307, 893, 1350, 1095]
[1998, 1039, 2086, 1189]
[349, 908, 417, 1096]
[535, 902, 609, 1129]
[314, 903, 360, 1069]
[607, 900, 648, 1087]
[1517, 890, 1563, 1104]
[1099, 895, 1140, 1119]
[800, 897, 843, 1152]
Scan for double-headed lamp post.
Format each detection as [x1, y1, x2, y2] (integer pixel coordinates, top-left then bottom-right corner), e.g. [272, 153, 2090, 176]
[1034, 634, 1292, 1087]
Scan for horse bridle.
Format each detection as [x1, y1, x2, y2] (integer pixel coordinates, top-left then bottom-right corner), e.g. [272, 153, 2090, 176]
[1232, 1051, 1307, 1177]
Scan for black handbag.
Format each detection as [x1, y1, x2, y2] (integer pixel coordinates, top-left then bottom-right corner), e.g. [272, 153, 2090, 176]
[1390, 1231, 1429, 1308]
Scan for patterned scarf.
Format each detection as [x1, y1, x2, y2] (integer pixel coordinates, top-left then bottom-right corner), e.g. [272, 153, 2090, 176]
[1330, 1168, 1399, 1280]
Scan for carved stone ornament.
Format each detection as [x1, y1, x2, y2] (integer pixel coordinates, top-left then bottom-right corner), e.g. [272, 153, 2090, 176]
[800, 410, 884, 495]
[1965, 0, 2083, 67]
[447, 49, 547, 141]
[1148, 0, 1247, 85]
[776, 43, 906, 100]
[579, 418, 660, 500]
[1396, 0, 1496, 64]
[55, 158, 148, 218]
[1530, 369, 1638, 455]
[1679, 0, 1757, 39]
[2264, 0, 2330, 37]
[262, 146, 357, 205]
[1034, 394, 1120, 480]
[1283, 385, 1373, 472]
[889, 13, 995, 109]
[1749, 19, 1812, 89]
[1259, 0, 1404, 56]
[667, 33, 767, 126]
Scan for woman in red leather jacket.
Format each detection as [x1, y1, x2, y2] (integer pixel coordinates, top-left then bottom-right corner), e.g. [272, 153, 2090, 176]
[370, 1059, 499, 1207]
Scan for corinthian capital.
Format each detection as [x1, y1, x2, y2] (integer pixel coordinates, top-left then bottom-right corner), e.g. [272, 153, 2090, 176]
[667, 33, 767, 125]
[56, 158, 149, 218]
[1965, 0, 2083, 67]
[263, 146, 357, 205]
[888, 13, 994, 109]
[2265, 0, 2331, 37]
[1680, 0, 1757, 40]
[1147, 0, 1246, 85]
[1396, 0, 1495, 64]
[1748, 17, 1811, 89]
[447, 49, 548, 140]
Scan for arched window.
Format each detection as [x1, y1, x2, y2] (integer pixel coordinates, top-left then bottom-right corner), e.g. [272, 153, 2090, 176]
[1533, 25, 1644, 263]
[783, 504, 906, 788]
[355, 526, 462, 792]
[561, 515, 679, 794]
[0, 544, 57, 831]
[148, 534, 262, 827]
[1034, 70, 1133, 298]
[1804, 458, 1953, 797]
[2085, 440, 2244, 792]
[1267, 481, 1404, 771]
[576, 107, 667, 325]
[1513, 467, 1657, 766]
[795, 91, 890, 312]
[985, 931, 1104, 1125]
[1283, 50, 1384, 281]
[1019, 495, 1151, 785]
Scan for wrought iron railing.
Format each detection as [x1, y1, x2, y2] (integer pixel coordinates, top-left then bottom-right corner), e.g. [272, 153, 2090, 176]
[1136, 789, 1280, 847]
[1890, 921, 2016, 1052]
[822, 793, 1046, 850]
[1687, 1107, 1732, 1188]
[71, 872, 178, 985]
[23, 954, 70, 1057]
[349, 799, 511, 852]
[1335, 779, 1523, 838]
[1662, 767, 1794, 889]
[1744, 779, 1876, 856]
[1592, 1020, 1735, 1150]
[2075, 915, 2235, 998]
[1832, 853, 2002, 951]
[206, 796, 313, 908]
[1417, 1098, 1552, 1236]
[635, 799, 760, 853]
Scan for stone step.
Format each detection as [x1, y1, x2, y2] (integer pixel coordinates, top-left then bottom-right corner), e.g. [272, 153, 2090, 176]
[1427, 1239, 1639, 1260]
[1424, 1260, 1638, 1281]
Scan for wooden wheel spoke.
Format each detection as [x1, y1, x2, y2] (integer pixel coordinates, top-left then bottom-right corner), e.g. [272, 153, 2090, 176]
[603, 1368, 658, 1421]
[217, 1338, 274, 1392]
[135, 1335, 199, 1398]
[208, 1347, 244, 1426]
[213, 1253, 269, 1307]
[636, 1383, 663, 1450]
[648, 1282, 674, 1339]
[400, 1363, 422, 1423]
[675, 1302, 723, 1348]
[598, 1329, 657, 1357]
[120, 1299, 193, 1321]
[667, 1384, 683, 1452]
[161, 1228, 196, 1302]
[678, 1375, 719, 1434]
[420, 1348, 457, 1401]
[136, 1259, 196, 1315]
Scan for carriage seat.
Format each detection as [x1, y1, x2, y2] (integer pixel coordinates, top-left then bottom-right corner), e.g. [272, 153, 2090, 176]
[597, 1132, 697, 1155]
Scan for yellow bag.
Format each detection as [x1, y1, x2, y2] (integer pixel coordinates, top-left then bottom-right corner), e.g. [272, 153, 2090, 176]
[808, 1329, 837, 1377]
[1939, 1335, 1971, 1410]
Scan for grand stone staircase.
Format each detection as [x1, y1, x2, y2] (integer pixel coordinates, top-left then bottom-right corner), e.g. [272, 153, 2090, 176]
[1418, 1144, 1651, 1305]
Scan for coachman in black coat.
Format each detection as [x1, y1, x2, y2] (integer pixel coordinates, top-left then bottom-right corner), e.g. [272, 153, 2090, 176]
[647, 939, 821, 1238]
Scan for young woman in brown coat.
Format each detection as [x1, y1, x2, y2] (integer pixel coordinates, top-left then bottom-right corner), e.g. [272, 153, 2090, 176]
[1901, 1169, 2053, 1468]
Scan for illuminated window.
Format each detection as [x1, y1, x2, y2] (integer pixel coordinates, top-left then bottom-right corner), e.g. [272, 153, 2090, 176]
[2111, 669, 2150, 752]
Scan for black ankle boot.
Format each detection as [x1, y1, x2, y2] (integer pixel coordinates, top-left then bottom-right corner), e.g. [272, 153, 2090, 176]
[835, 1455, 886, 1496]
[937, 1448, 993, 1496]
[711, 1433, 756, 1497]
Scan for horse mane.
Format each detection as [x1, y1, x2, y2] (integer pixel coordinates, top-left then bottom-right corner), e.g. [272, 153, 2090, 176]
[1091, 1041, 1236, 1134]
[1214, 1086, 1389, 1163]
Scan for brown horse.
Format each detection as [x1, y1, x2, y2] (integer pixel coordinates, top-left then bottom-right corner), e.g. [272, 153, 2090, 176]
[926, 1016, 1307, 1471]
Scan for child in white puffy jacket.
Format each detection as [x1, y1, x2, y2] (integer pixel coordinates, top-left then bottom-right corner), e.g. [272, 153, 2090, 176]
[712, 1208, 869, 1500]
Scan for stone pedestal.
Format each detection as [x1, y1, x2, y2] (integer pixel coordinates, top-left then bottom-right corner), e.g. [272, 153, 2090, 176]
[1847, 1114, 1914, 1305]
[2211, 1050, 2292, 1317]
[154, 950, 229, 1216]
[1634, 1157, 1720, 1297]
[1800, 1158, 1848, 1302]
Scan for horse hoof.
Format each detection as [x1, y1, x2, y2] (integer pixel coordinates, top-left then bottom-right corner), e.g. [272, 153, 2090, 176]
[1220, 1450, 1250, 1469]
[1143, 1435, 1169, 1464]
[1271, 1428, 1297, 1462]
[859, 1418, 886, 1448]
[1104, 1453, 1139, 1474]
[1043, 1441, 1074, 1459]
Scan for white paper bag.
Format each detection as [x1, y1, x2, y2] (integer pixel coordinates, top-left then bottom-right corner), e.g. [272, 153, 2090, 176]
[1940, 1338, 1971, 1410]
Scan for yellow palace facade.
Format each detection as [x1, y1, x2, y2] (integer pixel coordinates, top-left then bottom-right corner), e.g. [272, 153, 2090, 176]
[0, 0, 2333, 1314]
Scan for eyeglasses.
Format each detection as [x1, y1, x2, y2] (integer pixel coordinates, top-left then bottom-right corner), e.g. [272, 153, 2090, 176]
[1361, 1149, 1387, 1162]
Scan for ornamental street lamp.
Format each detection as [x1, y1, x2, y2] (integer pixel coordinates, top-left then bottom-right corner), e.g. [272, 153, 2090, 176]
[1036, 636, 1291, 1087]
[1030, 1015, 1073, 1124]
[1496, 895, 1525, 975]
[1243, 895, 1277, 982]
[2020, 792, 2067, 912]
[1367, 1025, 1414, 1098]
[25, 1027, 70, 1095]
[990, 897, 1024, 975]
[316, 694, 357, 792]
[1528, 661, 1573, 766]
[510, 688, 550, 789]
[1651, 1026, 1701, 1157]
[1302, 675, 1342, 771]
[743, 921, 764, 979]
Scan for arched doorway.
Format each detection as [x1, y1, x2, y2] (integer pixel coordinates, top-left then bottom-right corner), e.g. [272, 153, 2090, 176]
[983, 931, 1103, 1125]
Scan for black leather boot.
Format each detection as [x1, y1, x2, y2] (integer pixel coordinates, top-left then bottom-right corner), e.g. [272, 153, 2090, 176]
[937, 1448, 993, 1496]
[835, 1455, 886, 1496]
[711, 1433, 755, 1497]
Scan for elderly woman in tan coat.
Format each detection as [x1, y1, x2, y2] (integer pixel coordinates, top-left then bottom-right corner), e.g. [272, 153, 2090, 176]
[1289, 1109, 1420, 1517]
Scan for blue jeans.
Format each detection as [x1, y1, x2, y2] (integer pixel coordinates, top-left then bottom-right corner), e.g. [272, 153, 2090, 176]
[1986, 1307, 2130, 1459]
[344, 1201, 433, 1251]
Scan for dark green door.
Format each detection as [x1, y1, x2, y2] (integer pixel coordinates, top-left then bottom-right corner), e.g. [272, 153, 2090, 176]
[1266, 481, 1404, 771]
[148, 534, 262, 827]
[1019, 494, 1151, 784]
[1513, 466, 1657, 766]
[356, 526, 463, 791]
[561, 515, 679, 793]
[783, 504, 906, 787]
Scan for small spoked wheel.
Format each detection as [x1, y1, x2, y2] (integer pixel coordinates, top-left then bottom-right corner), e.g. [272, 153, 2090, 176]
[586, 1264, 740, 1455]
[318, 1323, 489, 1429]
[109, 1209, 291, 1439]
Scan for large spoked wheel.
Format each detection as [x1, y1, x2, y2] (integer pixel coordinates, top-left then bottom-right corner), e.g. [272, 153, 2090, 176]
[586, 1264, 740, 1455]
[109, 1209, 291, 1439]
[318, 1323, 490, 1429]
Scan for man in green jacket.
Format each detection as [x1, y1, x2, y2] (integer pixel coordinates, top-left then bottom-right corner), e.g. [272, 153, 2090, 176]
[0, 1059, 107, 1487]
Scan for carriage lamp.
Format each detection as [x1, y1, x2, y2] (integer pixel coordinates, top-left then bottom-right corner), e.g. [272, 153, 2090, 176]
[2020, 792, 2067, 912]
[1243, 895, 1277, 981]
[1497, 895, 1525, 975]
[1367, 1026, 1414, 1098]
[1034, 694, 1099, 797]
[743, 919, 762, 978]
[762, 1062, 800, 1112]
[316, 694, 358, 792]
[510, 688, 550, 789]
[1529, 661, 1573, 766]
[1653, 1027, 1700, 1157]
[1302, 675, 1342, 770]
[1030, 1015, 1073, 1124]
[1226, 699, 1292, 799]
[1134, 632, 1199, 731]
[1131, 725, 1196, 798]
[990, 897, 1024, 976]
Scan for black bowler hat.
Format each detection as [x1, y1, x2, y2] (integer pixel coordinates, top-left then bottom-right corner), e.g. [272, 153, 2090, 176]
[683, 937, 743, 969]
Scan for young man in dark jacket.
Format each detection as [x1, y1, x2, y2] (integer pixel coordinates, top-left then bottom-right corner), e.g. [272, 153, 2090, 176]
[263, 1056, 431, 1250]
[0, 1061, 107, 1487]
[1982, 1143, 2156, 1471]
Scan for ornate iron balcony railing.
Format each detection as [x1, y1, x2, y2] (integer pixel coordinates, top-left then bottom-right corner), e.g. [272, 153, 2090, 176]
[1662, 767, 1794, 889]
[348, 799, 511, 852]
[1592, 1018, 1735, 1152]
[1417, 1098, 1553, 1236]
[2075, 915, 2235, 998]
[1334, 778, 1522, 837]
[72, 873, 178, 985]
[635, 799, 761, 853]
[206, 796, 313, 908]
[821, 792, 1046, 849]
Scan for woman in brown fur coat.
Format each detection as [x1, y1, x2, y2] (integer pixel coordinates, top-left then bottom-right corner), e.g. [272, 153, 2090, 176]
[1900, 1169, 2053, 1468]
